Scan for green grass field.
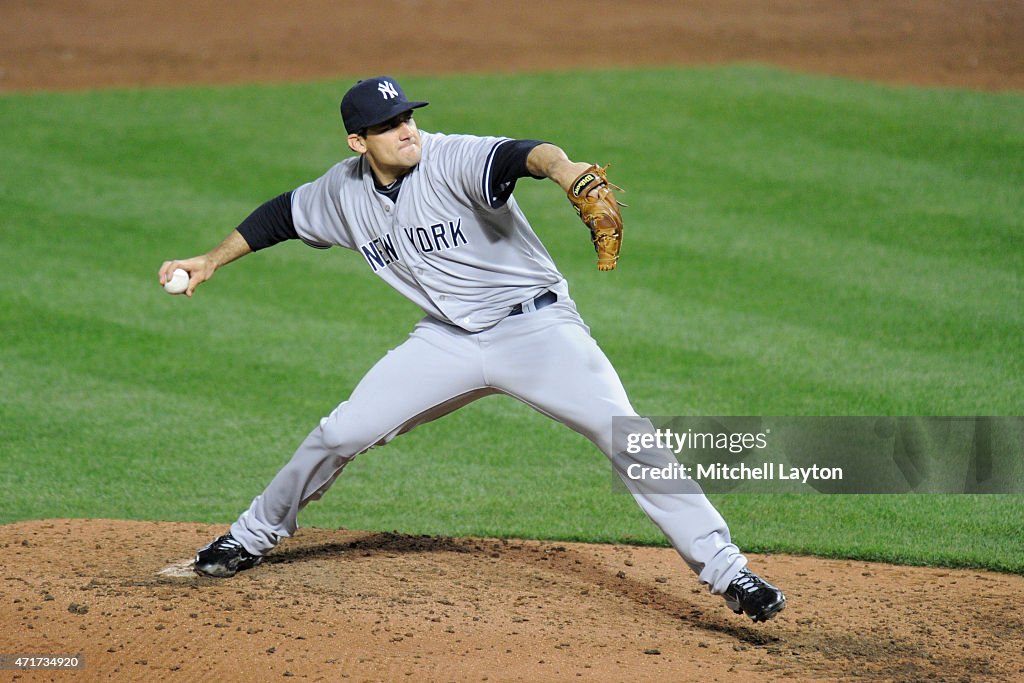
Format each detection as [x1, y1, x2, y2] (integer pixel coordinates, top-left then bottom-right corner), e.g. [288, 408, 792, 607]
[1, 66, 1021, 573]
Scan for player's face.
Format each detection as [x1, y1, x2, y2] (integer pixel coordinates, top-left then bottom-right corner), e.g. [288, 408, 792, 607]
[351, 111, 422, 183]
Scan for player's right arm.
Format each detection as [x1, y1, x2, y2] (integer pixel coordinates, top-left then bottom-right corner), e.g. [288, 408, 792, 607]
[159, 229, 251, 297]
[158, 191, 297, 297]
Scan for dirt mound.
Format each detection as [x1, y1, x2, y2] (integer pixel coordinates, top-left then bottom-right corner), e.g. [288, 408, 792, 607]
[2, 519, 1022, 681]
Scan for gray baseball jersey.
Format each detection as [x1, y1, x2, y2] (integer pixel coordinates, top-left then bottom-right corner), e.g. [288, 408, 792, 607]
[291, 132, 564, 332]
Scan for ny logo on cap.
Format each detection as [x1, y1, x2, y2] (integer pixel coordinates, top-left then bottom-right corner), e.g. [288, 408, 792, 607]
[378, 81, 399, 100]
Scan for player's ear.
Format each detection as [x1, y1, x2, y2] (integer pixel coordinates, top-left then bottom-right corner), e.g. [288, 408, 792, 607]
[347, 133, 366, 155]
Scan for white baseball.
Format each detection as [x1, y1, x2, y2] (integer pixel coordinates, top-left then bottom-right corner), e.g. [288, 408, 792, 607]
[164, 268, 190, 295]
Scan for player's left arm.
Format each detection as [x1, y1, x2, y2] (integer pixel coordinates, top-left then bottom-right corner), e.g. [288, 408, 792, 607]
[482, 140, 593, 206]
[525, 143, 593, 194]
[527, 143, 625, 271]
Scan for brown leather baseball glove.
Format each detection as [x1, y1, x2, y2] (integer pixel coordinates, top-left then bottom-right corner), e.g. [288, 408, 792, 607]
[566, 164, 625, 271]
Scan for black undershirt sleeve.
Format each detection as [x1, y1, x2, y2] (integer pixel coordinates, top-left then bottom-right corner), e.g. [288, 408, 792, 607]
[486, 139, 546, 208]
[236, 191, 299, 251]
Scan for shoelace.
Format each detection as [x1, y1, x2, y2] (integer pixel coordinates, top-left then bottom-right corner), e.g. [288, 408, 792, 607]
[211, 535, 244, 552]
[730, 570, 762, 595]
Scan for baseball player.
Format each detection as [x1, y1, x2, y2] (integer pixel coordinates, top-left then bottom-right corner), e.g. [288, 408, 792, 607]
[159, 76, 786, 622]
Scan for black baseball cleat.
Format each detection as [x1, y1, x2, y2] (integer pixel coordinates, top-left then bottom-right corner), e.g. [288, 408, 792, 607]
[723, 568, 787, 623]
[194, 533, 263, 578]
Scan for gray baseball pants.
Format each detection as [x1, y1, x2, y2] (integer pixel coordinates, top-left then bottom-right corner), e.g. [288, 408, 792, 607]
[230, 296, 747, 593]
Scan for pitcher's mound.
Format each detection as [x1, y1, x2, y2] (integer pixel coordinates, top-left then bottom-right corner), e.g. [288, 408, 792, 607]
[1, 519, 1021, 681]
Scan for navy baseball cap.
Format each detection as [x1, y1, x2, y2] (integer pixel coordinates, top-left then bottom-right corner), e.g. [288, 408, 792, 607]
[340, 76, 429, 134]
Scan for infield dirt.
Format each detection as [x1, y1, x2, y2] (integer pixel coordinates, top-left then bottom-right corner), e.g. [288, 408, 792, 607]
[1, 1, 1022, 681]
[1, 0, 1021, 92]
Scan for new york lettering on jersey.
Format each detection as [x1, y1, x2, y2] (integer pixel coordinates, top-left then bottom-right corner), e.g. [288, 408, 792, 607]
[404, 219, 467, 254]
[359, 233, 400, 272]
[358, 219, 468, 272]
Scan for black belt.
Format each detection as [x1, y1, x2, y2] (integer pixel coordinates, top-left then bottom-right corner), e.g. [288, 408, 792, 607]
[509, 290, 558, 316]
